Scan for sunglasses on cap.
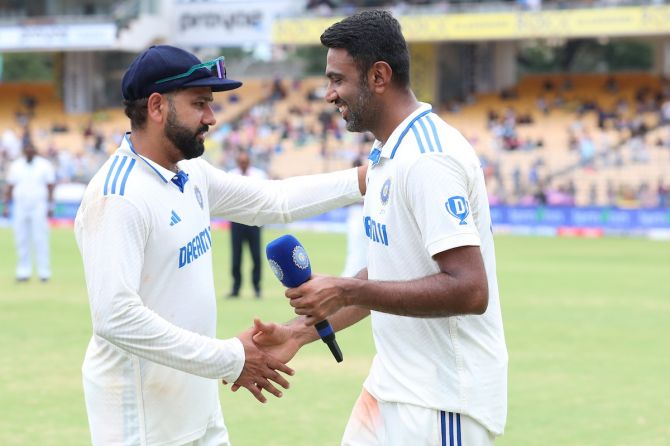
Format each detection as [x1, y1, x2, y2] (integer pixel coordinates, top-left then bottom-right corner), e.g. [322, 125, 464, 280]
[154, 56, 227, 85]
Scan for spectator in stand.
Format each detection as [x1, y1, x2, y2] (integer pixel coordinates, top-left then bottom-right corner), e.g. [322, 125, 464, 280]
[1, 128, 22, 160]
[542, 78, 555, 92]
[629, 117, 649, 163]
[658, 178, 668, 208]
[606, 180, 617, 207]
[533, 180, 547, 205]
[20, 94, 38, 118]
[588, 183, 598, 206]
[306, 0, 336, 15]
[660, 97, 670, 125]
[637, 182, 658, 208]
[561, 77, 574, 92]
[270, 76, 287, 102]
[536, 95, 549, 115]
[566, 179, 577, 202]
[605, 76, 619, 93]
[512, 165, 522, 199]
[578, 131, 596, 169]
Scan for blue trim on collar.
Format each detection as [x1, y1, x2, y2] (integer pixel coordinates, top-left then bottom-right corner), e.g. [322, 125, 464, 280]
[171, 170, 189, 193]
[368, 147, 382, 166]
[124, 134, 169, 184]
[389, 109, 432, 159]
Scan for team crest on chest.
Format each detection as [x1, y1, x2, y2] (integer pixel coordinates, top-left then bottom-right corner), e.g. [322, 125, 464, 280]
[380, 177, 391, 206]
[194, 185, 204, 210]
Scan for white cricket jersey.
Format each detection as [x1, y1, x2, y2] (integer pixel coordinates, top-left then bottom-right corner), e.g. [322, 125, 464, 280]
[75, 134, 361, 445]
[7, 156, 55, 205]
[362, 104, 508, 435]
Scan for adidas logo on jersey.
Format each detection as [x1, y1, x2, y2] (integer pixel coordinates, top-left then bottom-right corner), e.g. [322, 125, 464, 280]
[170, 210, 182, 226]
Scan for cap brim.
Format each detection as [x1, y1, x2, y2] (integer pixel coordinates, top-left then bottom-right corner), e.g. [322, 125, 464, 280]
[183, 77, 243, 92]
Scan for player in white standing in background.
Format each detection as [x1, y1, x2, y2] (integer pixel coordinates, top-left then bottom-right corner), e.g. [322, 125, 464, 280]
[3, 141, 56, 282]
[252, 10, 507, 446]
[74, 45, 367, 446]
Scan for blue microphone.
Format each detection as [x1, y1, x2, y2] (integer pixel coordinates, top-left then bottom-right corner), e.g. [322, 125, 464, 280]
[266, 234, 343, 363]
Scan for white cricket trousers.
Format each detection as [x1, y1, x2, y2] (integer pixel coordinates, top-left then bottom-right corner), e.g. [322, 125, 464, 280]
[342, 389, 496, 446]
[12, 201, 50, 280]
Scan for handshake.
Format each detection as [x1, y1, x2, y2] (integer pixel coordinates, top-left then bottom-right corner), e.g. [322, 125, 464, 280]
[224, 235, 350, 403]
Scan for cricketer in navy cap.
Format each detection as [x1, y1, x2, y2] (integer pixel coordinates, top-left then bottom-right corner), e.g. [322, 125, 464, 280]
[121, 44, 242, 100]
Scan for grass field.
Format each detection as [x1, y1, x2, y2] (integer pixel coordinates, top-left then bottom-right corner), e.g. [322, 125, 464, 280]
[0, 227, 669, 446]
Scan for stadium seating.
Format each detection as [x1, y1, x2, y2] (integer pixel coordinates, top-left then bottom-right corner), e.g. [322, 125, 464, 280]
[1, 72, 667, 207]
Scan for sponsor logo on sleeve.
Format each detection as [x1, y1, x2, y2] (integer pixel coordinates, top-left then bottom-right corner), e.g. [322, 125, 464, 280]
[446, 196, 470, 225]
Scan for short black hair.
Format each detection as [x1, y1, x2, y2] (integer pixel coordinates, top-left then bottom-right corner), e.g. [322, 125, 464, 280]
[123, 98, 149, 130]
[123, 89, 182, 130]
[320, 10, 410, 88]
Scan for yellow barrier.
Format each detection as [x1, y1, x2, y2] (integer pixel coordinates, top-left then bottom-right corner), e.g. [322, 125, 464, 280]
[273, 6, 670, 44]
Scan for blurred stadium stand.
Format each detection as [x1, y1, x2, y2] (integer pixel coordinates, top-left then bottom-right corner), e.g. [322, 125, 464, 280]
[1, 0, 669, 234]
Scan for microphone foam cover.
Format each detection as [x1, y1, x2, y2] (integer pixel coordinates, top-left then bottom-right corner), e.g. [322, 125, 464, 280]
[266, 234, 312, 288]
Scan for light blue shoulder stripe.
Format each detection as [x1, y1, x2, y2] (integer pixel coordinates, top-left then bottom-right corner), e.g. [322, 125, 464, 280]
[103, 156, 119, 196]
[410, 125, 425, 153]
[110, 156, 128, 195]
[417, 117, 435, 152]
[426, 115, 443, 152]
[389, 109, 432, 159]
[119, 158, 136, 196]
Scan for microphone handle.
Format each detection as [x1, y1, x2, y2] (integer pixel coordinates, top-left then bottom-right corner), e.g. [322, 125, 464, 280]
[315, 320, 343, 363]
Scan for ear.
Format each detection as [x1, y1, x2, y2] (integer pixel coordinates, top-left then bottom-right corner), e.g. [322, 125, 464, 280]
[369, 61, 393, 94]
[146, 92, 167, 125]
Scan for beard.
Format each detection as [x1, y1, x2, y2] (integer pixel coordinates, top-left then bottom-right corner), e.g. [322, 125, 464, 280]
[164, 106, 207, 160]
[342, 82, 378, 133]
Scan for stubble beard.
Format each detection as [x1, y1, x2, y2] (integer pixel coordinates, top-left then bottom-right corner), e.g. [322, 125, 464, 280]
[345, 82, 379, 134]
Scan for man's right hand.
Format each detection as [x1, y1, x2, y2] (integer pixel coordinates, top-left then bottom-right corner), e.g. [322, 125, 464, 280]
[251, 318, 307, 363]
[231, 329, 294, 403]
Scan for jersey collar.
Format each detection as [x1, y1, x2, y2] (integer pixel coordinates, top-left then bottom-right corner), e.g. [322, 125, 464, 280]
[369, 102, 432, 166]
[121, 132, 174, 185]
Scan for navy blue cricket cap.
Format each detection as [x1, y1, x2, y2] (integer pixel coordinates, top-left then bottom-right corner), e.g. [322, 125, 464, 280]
[121, 45, 243, 101]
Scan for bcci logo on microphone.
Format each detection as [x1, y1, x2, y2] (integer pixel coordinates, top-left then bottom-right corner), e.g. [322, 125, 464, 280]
[292, 246, 310, 269]
[268, 259, 283, 281]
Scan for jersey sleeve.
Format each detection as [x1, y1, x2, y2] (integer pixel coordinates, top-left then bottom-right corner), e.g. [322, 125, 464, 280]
[75, 195, 244, 382]
[199, 159, 362, 225]
[403, 154, 481, 257]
